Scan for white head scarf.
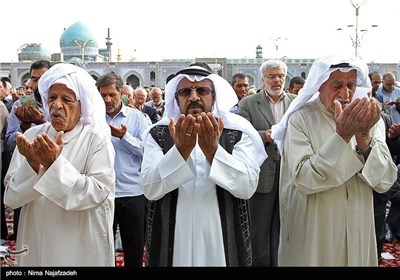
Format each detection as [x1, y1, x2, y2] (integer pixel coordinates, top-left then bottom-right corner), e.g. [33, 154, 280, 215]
[142, 65, 267, 166]
[38, 63, 110, 135]
[271, 54, 384, 155]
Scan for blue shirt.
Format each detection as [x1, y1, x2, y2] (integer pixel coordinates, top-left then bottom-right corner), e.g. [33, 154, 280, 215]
[106, 105, 149, 197]
[376, 86, 400, 124]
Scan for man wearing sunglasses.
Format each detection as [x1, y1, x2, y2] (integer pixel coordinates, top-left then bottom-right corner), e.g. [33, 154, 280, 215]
[140, 64, 267, 266]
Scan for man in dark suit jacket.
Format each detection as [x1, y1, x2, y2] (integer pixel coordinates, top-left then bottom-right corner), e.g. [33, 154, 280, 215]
[134, 87, 160, 124]
[374, 112, 400, 263]
[387, 164, 400, 241]
[142, 105, 159, 124]
[1, 78, 14, 112]
[238, 59, 296, 266]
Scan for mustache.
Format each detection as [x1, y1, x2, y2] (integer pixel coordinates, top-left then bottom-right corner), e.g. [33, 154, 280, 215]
[187, 102, 204, 110]
[335, 98, 350, 104]
[51, 111, 64, 118]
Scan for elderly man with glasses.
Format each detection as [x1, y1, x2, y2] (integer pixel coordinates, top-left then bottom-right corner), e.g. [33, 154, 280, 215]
[237, 59, 297, 266]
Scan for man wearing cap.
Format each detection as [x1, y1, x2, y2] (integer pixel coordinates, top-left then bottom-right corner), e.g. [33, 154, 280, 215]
[140, 64, 267, 266]
[4, 63, 116, 266]
[272, 55, 397, 266]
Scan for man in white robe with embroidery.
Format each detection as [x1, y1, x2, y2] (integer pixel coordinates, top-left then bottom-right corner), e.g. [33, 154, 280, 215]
[4, 63, 116, 266]
[272, 55, 397, 266]
[140, 65, 267, 266]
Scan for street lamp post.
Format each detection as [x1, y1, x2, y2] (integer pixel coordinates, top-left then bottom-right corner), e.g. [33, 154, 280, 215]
[271, 37, 287, 59]
[337, 0, 377, 57]
[351, 0, 366, 57]
[73, 39, 92, 63]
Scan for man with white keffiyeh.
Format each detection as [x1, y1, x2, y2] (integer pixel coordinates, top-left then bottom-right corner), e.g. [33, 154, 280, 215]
[271, 54, 397, 266]
[140, 64, 267, 266]
[4, 63, 116, 266]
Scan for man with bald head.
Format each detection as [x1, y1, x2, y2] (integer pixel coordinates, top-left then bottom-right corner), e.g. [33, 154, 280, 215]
[376, 72, 400, 124]
[0, 78, 13, 112]
[146, 87, 165, 119]
[134, 87, 159, 124]
[121, 84, 135, 108]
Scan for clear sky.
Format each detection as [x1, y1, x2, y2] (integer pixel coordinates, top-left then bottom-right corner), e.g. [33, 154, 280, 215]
[2, 0, 398, 63]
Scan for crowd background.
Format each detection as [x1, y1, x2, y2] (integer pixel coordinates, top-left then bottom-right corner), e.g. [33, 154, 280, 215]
[0, 57, 399, 268]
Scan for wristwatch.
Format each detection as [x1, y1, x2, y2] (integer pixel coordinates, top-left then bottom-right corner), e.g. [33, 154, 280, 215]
[355, 137, 376, 155]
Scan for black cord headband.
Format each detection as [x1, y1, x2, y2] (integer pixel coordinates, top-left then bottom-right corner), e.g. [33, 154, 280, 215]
[175, 66, 213, 77]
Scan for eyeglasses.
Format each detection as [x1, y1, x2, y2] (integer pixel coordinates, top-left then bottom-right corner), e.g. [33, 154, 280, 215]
[265, 74, 286, 80]
[176, 87, 214, 97]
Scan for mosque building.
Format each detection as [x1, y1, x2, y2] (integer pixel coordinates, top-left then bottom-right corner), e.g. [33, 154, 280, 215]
[1, 21, 398, 89]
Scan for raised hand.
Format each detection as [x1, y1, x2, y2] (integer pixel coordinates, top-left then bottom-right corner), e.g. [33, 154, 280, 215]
[16, 132, 40, 172]
[14, 106, 31, 123]
[168, 114, 197, 160]
[15, 105, 44, 123]
[15, 105, 46, 132]
[335, 97, 380, 143]
[110, 123, 127, 139]
[32, 131, 64, 170]
[24, 106, 46, 125]
[387, 123, 400, 139]
[197, 112, 223, 163]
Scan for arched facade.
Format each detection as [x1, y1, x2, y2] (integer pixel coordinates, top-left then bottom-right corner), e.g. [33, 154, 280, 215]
[122, 70, 143, 89]
[2, 60, 399, 89]
[2, 22, 398, 89]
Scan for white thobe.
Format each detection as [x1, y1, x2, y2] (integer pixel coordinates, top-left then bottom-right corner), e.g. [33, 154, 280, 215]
[278, 98, 397, 266]
[4, 121, 116, 266]
[140, 132, 260, 266]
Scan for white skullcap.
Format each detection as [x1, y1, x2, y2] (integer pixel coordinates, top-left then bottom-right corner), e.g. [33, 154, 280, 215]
[142, 65, 267, 166]
[271, 54, 384, 156]
[38, 63, 110, 136]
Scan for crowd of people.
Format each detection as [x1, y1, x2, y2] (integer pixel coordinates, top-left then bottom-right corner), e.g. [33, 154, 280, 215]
[0, 54, 399, 267]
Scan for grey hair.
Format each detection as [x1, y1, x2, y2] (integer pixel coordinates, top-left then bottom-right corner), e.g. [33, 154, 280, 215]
[259, 59, 288, 76]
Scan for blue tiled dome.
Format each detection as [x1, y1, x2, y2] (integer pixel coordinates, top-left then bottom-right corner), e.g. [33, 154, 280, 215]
[60, 21, 98, 48]
[18, 43, 51, 61]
